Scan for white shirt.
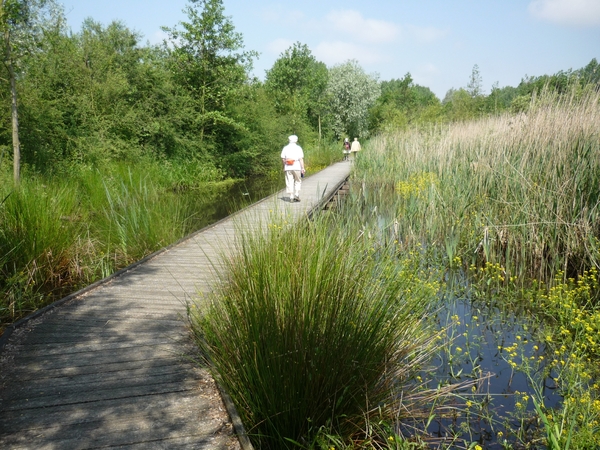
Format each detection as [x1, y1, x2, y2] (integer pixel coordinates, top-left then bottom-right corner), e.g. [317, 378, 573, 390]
[281, 143, 304, 171]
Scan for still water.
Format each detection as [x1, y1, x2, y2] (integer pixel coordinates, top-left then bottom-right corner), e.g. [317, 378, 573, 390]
[423, 290, 561, 448]
[182, 175, 282, 232]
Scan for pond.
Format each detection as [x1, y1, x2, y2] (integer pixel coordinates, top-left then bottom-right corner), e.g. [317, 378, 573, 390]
[422, 286, 563, 449]
[363, 209, 589, 448]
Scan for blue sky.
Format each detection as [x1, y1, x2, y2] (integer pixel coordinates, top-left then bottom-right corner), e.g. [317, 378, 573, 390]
[59, 0, 600, 99]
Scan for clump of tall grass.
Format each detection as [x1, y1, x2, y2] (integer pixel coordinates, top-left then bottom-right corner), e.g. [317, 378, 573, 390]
[0, 177, 81, 323]
[356, 87, 600, 281]
[96, 169, 191, 269]
[190, 210, 441, 449]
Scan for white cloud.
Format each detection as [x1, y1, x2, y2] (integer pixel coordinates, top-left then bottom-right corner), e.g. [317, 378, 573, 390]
[407, 25, 448, 43]
[313, 41, 386, 66]
[326, 10, 399, 44]
[148, 29, 172, 46]
[529, 0, 600, 26]
[266, 38, 295, 56]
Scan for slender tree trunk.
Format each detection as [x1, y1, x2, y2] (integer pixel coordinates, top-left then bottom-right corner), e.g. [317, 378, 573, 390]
[10, 62, 19, 185]
[318, 114, 322, 144]
[5, 28, 20, 185]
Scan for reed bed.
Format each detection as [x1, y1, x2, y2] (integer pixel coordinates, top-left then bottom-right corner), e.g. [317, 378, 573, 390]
[0, 161, 241, 330]
[190, 209, 442, 449]
[356, 88, 600, 281]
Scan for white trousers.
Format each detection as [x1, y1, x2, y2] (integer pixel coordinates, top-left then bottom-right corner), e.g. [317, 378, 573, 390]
[284, 170, 302, 199]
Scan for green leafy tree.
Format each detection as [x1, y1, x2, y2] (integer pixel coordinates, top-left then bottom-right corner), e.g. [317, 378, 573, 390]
[441, 65, 486, 121]
[369, 73, 440, 132]
[16, 16, 206, 170]
[466, 64, 483, 98]
[442, 87, 476, 121]
[162, 0, 256, 156]
[326, 59, 380, 138]
[265, 42, 328, 137]
[578, 58, 599, 86]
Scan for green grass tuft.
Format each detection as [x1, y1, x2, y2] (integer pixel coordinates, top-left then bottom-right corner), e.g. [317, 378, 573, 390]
[191, 210, 440, 449]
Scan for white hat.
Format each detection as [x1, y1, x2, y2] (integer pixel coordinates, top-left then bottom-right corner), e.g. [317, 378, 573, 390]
[288, 135, 298, 143]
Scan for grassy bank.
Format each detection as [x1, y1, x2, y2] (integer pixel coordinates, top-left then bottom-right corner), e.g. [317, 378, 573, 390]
[0, 159, 250, 332]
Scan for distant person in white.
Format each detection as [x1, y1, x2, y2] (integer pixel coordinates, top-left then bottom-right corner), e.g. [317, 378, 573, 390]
[350, 137, 361, 160]
[281, 135, 305, 202]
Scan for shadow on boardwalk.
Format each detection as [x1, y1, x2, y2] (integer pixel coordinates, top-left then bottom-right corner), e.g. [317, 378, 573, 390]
[0, 161, 351, 449]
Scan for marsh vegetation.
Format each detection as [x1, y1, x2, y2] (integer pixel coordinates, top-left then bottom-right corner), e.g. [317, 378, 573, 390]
[193, 88, 600, 449]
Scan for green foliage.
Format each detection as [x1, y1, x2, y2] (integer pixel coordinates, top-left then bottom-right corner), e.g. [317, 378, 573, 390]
[265, 42, 329, 131]
[14, 16, 205, 168]
[442, 88, 479, 121]
[228, 83, 299, 177]
[369, 73, 440, 132]
[441, 66, 487, 121]
[0, 0, 55, 52]
[191, 210, 440, 449]
[161, 0, 257, 166]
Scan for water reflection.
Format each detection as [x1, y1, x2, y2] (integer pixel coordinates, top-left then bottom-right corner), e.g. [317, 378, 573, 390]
[182, 176, 281, 232]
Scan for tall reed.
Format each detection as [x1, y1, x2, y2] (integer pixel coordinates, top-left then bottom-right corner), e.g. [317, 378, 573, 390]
[356, 87, 600, 281]
[0, 177, 81, 322]
[191, 208, 441, 449]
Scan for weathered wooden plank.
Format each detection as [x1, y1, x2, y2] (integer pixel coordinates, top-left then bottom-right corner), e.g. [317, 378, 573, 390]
[6, 345, 185, 370]
[0, 389, 214, 430]
[5, 357, 189, 382]
[3, 369, 196, 404]
[2, 378, 200, 410]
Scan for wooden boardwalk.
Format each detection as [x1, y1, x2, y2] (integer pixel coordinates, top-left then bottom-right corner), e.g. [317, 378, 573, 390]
[0, 162, 351, 449]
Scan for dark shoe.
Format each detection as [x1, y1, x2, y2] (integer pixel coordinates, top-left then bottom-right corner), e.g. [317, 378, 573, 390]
[294, 197, 301, 202]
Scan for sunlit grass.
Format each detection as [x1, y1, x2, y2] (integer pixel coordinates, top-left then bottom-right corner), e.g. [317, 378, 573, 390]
[0, 160, 246, 331]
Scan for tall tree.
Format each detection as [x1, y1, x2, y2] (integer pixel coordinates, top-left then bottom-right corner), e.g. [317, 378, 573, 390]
[466, 64, 483, 98]
[162, 0, 256, 154]
[369, 74, 440, 132]
[1, 0, 53, 183]
[326, 60, 380, 138]
[265, 42, 328, 137]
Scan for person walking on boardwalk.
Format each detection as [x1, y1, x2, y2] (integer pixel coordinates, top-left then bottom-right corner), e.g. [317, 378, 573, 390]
[343, 138, 351, 161]
[281, 134, 305, 202]
[350, 137, 362, 160]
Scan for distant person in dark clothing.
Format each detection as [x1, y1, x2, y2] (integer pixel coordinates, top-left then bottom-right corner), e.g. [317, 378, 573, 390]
[343, 138, 351, 160]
